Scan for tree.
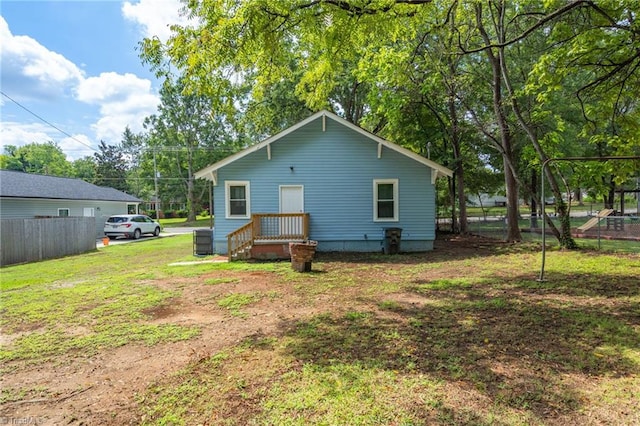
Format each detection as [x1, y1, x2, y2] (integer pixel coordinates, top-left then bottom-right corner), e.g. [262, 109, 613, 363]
[140, 0, 640, 247]
[94, 141, 128, 192]
[143, 78, 233, 221]
[1, 142, 72, 176]
[72, 156, 97, 182]
[0, 146, 24, 171]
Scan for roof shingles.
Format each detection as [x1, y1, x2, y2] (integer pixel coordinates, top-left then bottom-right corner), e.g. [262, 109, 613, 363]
[0, 170, 141, 202]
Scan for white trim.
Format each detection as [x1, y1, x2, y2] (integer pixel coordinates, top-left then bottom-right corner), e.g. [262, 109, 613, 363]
[267, 144, 271, 160]
[225, 181, 250, 219]
[194, 110, 453, 182]
[373, 179, 399, 222]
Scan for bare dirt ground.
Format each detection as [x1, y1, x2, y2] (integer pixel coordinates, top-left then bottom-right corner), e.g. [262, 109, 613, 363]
[1, 268, 316, 425]
[1, 235, 637, 425]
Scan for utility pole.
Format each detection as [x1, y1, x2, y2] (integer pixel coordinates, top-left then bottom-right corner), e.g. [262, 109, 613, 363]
[153, 149, 161, 220]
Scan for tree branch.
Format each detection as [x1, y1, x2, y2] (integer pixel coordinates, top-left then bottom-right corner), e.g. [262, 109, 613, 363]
[460, 0, 595, 54]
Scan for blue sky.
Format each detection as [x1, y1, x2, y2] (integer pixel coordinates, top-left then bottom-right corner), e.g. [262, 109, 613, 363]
[1, 0, 191, 160]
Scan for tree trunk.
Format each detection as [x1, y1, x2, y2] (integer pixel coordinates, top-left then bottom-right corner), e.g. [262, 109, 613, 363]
[186, 146, 197, 222]
[484, 1, 575, 248]
[476, 2, 522, 242]
[604, 178, 615, 210]
[573, 188, 583, 206]
[448, 90, 468, 234]
[530, 170, 538, 229]
[449, 175, 458, 233]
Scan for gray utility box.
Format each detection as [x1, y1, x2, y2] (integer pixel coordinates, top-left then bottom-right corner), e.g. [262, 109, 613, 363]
[193, 229, 214, 255]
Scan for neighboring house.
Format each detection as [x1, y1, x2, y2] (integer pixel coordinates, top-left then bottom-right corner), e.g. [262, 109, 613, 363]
[0, 170, 141, 237]
[195, 110, 453, 258]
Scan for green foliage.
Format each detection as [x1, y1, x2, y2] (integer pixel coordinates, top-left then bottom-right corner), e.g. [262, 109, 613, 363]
[1, 141, 72, 176]
[141, 77, 236, 221]
[134, 0, 640, 247]
[94, 140, 129, 191]
[71, 156, 97, 182]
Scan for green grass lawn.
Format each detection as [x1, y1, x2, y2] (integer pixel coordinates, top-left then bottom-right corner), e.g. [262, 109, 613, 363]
[1, 235, 638, 425]
[0, 236, 203, 363]
[159, 214, 213, 228]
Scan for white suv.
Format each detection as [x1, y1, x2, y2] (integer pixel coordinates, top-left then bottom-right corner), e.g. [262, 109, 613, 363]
[104, 214, 161, 240]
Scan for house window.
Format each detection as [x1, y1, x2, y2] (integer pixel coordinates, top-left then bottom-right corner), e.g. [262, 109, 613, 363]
[373, 179, 398, 221]
[58, 208, 70, 217]
[226, 181, 250, 219]
[127, 204, 137, 214]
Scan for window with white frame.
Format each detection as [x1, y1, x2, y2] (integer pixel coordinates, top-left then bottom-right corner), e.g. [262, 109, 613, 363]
[373, 179, 398, 221]
[58, 208, 70, 217]
[225, 181, 250, 218]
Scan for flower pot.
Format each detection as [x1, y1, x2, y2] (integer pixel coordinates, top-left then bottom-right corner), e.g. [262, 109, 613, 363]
[102, 237, 110, 246]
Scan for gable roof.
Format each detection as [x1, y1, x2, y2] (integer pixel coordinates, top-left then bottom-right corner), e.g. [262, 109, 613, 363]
[195, 110, 453, 184]
[0, 170, 141, 202]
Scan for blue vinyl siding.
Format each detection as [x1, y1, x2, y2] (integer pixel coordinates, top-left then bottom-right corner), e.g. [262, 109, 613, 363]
[212, 116, 437, 253]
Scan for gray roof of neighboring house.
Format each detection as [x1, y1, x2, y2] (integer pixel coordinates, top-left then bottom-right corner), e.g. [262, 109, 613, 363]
[0, 170, 141, 202]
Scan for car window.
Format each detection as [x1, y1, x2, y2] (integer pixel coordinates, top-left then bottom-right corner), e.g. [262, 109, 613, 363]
[107, 216, 127, 223]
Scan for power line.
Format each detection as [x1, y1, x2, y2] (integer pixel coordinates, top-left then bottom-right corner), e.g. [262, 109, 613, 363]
[1, 90, 99, 153]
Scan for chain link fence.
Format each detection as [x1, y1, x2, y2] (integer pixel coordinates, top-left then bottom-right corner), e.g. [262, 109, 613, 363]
[451, 214, 640, 253]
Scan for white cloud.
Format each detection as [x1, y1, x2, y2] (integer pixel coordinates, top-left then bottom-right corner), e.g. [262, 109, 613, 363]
[0, 12, 163, 156]
[59, 134, 97, 160]
[0, 122, 53, 147]
[0, 17, 84, 101]
[76, 72, 159, 142]
[0, 122, 94, 160]
[122, 0, 192, 42]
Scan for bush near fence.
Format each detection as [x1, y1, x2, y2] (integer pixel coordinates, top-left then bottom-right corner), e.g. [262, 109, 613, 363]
[0, 217, 96, 266]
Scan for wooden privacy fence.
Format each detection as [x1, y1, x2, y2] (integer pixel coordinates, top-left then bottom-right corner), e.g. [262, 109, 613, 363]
[1, 217, 96, 266]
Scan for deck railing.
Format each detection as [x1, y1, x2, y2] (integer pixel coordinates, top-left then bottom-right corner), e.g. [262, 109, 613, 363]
[227, 221, 253, 259]
[227, 213, 310, 259]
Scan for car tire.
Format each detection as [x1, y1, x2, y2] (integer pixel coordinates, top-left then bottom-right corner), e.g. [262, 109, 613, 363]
[133, 228, 141, 240]
[153, 227, 160, 237]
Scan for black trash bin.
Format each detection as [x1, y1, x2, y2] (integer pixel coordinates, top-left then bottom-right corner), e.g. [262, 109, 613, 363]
[193, 229, 213, 255]
[383, 227, 402, 254]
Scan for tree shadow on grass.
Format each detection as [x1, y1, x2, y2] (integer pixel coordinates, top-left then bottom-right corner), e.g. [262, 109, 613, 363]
[279, 270, 640, 424]
[314, 234, 541, 266]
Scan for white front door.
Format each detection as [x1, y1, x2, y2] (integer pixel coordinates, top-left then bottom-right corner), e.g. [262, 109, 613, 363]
[280, 185, 304, 213]
[280, 186, 304, 236]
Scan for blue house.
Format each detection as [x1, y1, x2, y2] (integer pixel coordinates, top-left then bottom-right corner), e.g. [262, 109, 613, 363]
[194, 110, 452, 259]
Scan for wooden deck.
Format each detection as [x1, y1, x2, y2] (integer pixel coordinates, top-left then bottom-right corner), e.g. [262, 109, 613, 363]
[227, 213, 310, 260]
